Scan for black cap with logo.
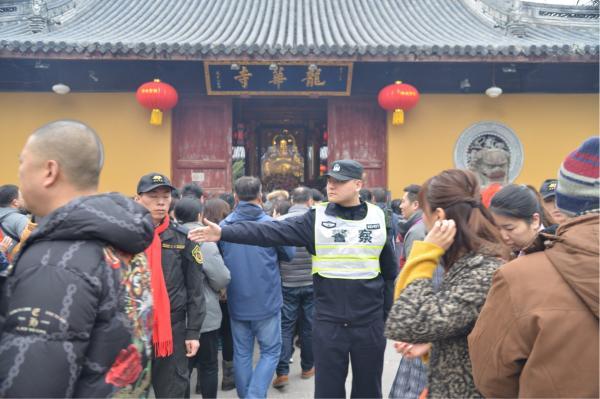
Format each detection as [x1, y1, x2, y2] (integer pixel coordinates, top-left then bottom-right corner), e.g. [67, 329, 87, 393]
[539, 178, 558, 200]
[137, 173, 176, 194]
[325, 160, 364, 181]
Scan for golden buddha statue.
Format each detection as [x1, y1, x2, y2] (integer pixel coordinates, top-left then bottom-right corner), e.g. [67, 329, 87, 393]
[262, 130, 304, 179]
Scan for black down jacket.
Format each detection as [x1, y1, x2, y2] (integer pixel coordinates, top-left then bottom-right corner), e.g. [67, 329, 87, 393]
[0, 193, 155, 398]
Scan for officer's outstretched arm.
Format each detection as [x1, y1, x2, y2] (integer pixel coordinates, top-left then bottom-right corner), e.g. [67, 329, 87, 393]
[188, 219, 221, 242]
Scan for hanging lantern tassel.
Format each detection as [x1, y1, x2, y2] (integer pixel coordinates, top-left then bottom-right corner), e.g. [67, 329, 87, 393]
[150, 109, 163, 125]
[392, 109, 404, 125]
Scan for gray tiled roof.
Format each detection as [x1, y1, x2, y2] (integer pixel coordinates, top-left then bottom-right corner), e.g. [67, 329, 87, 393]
[0, 0, 597, 59]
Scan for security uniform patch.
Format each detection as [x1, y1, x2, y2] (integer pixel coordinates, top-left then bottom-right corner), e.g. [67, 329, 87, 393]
[191, 245, 204, 264]
[162, 243, 185, 250]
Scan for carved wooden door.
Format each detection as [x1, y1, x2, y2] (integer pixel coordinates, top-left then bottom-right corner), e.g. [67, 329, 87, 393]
[327, 97, 387, 187]
[172, 96, 232, 194]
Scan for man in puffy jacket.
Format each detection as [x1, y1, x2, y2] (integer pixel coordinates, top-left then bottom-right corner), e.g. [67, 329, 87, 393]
[272, 186, 315, 389]
[0, 120, 155, 397]
[469, 137, 599, 398]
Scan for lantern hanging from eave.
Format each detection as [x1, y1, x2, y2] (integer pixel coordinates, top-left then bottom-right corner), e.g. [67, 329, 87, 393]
[377, 81, 420, 125]
[136, 79, 178, 126]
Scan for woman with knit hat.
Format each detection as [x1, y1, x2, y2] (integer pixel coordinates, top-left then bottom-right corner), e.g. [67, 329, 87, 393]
[468, 137, 599, 398]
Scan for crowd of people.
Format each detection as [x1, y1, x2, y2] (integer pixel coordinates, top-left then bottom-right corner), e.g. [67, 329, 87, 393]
[0, 119, 597, 399]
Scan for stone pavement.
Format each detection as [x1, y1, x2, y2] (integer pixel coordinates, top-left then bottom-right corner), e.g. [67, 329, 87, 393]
[190, 340, 402, 398]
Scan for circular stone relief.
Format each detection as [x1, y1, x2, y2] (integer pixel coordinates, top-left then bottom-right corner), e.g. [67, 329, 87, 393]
[454, 121, 524, 183]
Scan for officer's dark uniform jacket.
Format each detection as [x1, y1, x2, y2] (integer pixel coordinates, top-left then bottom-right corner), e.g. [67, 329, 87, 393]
[159, 221, 206, 340]
[150, 221, 206, 398]
[220, 201, 398, 325]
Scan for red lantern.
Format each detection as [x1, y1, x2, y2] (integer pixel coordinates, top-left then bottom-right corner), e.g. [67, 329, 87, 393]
[377, 81, 420, 125]
[136, 79, 178, 126]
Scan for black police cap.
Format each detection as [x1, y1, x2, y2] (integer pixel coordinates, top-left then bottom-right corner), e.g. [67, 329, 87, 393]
[325, 160, 364, 181]
[137, 173, 175, 194]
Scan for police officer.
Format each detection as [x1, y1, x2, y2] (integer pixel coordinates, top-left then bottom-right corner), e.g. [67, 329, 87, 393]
[189, 160, 397, 398]
[135, 173, 206, 398]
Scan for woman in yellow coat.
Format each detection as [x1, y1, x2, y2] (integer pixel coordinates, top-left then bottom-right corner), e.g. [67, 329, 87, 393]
[384, 169, 509, 398]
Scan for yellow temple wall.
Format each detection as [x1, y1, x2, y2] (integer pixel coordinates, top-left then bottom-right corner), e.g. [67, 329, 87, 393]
[386, 93, 599, 199]
[1, 92, 597, 200]
[0, 92, 171, 196]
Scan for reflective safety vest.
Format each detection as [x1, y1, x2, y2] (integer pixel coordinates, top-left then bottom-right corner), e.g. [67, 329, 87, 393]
[312, 202, 386, 279]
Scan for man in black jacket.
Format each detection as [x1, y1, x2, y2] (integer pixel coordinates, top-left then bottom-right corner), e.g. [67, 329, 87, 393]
[0, 120, 156, 397]
[189, 160, 398, 398]
[136, 172, 206, 398]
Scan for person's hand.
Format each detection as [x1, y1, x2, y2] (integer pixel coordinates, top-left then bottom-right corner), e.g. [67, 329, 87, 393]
[188, 219, 222, 242]
[424, 219, 456, 250]
[219, 289, 227, 302]
[185, 339, 200, 357]
[394, 342, 432, 359]
[0, 236, 13, 253]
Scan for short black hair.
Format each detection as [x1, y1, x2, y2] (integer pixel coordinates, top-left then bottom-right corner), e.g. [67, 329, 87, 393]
[181, 182, 203, 200]
[234, 176, 262, 202]
[273, 200, 292, 216]
[31, 120, 104, 190]
[490, 184, 541, 224]
[291, 186, 312, 204]
[391, 199, 402, 215]
[174, 198, 204, 224]
[404, 184, 421, 203]
[372, 187, 387, 203]
[359, 188, 372, 202]
[311, 188, 324, 202]
[219, 192, 235, 210]
[0, 185, 19, 208]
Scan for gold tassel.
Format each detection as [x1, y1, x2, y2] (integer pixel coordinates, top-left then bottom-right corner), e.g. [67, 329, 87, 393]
[392, 109, 404, 125]
[150, 109, 163, 125]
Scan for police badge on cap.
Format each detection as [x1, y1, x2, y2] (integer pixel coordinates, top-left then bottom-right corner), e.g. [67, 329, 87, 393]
[539, 179, 558, 200]
[325, 160, 364, 181]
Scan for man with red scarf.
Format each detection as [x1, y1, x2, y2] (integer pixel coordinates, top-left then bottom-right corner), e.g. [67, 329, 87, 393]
[136, 172, 206, 398]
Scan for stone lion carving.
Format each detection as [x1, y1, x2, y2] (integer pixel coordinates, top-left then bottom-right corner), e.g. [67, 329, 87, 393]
[468, 147, 510, 187]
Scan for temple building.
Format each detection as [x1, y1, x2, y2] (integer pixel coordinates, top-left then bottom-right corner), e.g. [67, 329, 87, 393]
[0, 0, 597, 195]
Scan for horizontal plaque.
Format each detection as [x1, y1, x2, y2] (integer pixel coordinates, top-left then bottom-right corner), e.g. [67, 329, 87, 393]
[204, 61, 352, 96]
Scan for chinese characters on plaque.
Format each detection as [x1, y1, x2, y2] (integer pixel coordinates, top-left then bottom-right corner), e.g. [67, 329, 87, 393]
[205, 62, 352, 96]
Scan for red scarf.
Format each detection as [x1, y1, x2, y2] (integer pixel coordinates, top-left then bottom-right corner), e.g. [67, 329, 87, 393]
[145, 215, 173, 357]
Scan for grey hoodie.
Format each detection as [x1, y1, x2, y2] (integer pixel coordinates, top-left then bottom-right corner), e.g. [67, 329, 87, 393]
[184, 222, 231, 333]
[0, 207, 29, 241]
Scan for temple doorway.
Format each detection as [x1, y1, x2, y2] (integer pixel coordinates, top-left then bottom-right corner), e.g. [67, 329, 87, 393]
[232, 98, 329, 192]
[171, 96, 386, 195]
